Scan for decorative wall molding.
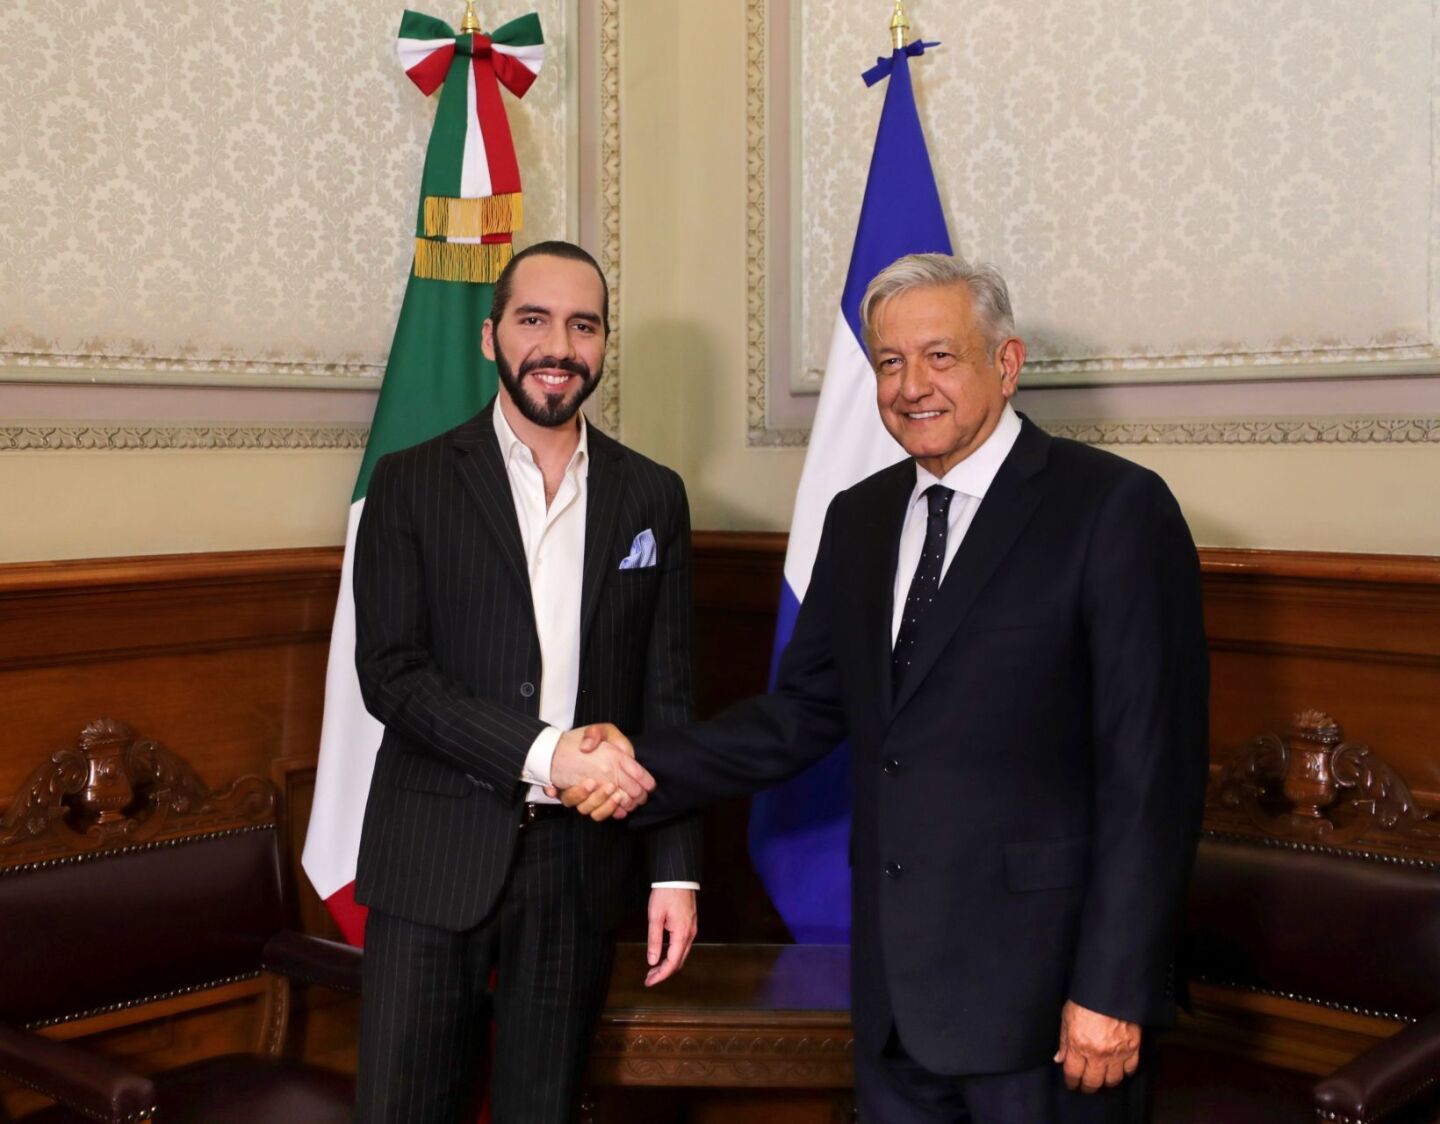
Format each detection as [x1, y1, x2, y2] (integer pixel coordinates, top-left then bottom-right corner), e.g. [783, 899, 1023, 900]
[737, 414, 1440, 451]
[0, 0, 570, 392]
[1046, 416, 1440, 446]
[796, 1, 1440, 389]
[0, 360, 381, 391]
[6, 415, 1433, 453]
[0, 423, 369, 453]
[594, 0, 622, 436]
[744, 0, 774, 447]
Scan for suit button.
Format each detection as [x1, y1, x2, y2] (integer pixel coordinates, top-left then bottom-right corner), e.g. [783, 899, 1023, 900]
[519, 682, 535, 698]
[883, 757, 900, 775]
[884, 861, 902, 878]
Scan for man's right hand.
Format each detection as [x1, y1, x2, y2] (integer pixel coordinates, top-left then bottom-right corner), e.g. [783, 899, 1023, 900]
[549, 723, 654, 812]
[546, 724, 646, 821]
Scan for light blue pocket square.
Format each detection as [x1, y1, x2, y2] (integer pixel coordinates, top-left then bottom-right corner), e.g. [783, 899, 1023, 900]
[619, 528, 657, 570]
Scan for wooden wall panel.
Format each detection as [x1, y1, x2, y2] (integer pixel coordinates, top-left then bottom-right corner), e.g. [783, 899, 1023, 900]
[0, 549, 345, 936]
[1201, 551, 1440, 797]
[693, 539, 1440, 788]
[1, 538, 1436, 1101]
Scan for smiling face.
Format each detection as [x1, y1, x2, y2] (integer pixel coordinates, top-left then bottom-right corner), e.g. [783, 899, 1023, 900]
[869, 281, 1025, 478]
[482, 253, 607, 429]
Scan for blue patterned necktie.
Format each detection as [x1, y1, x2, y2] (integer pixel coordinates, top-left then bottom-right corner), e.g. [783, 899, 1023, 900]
[892, 484, 954, 692]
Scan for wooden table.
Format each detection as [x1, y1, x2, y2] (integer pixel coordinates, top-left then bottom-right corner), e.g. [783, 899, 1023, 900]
[586, 943, 855, 1123]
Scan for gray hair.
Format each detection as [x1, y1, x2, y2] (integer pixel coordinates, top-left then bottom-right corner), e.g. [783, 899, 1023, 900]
[859, 253, 1016, 358]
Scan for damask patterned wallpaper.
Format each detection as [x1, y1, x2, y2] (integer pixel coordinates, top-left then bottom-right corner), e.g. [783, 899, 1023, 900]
[799, 0, 1436, 383]
[0, 0, 570, 383]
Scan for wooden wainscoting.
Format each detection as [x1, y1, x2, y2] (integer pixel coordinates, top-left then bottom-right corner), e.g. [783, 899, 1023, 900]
[0, 549, 355, 1114]
[0, 548, 345, 932]
[1, 539, 1437, 1110]
[695, 537, 1440, 792]
[1200, 550, 1440, 798]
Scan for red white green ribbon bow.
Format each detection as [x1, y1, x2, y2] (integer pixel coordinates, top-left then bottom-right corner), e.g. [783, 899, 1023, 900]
[397, 9, 544, 282]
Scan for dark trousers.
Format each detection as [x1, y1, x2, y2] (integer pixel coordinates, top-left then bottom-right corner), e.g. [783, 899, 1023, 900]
[356, 815, 615, 1124]
[857, 1024, 1153, 1124]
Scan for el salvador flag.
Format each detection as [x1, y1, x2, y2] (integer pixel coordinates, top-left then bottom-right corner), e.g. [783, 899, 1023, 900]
[748, 39, 951, 944]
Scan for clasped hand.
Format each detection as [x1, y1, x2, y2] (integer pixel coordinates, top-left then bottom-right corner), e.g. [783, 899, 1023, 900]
[546, 723, 654, 814]
[546, 724, 646, 821]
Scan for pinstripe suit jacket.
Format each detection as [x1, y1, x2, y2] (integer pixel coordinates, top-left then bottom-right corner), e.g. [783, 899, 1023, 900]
[352, 401, 703, 932]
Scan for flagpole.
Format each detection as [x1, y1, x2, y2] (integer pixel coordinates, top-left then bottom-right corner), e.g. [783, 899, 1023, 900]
[461, 0, 481, 35]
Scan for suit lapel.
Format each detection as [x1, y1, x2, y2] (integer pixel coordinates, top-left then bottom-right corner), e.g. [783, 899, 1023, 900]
[861, 463, 917, 717]
[580, 427, 627, 645]
[889, 419, 1052, 719]
[450, 402, 532, 597]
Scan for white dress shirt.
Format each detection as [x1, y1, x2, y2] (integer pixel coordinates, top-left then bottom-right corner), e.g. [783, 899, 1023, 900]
[891, 404, 1023, 645]
[495, 403, 587, 805]
[498, 404, 696, 889]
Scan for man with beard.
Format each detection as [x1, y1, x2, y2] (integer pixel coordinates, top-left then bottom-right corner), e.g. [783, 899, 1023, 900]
[352, 240, 702, 1123]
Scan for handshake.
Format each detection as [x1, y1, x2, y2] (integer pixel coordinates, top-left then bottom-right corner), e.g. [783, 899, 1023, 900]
[546, 722, 653, 821]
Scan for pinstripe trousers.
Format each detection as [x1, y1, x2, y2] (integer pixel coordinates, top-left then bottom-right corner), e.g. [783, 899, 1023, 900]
[356, 815, 615, 1124]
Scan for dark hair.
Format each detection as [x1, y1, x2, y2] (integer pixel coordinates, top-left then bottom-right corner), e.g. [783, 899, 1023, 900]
[489, 240, 609, 334]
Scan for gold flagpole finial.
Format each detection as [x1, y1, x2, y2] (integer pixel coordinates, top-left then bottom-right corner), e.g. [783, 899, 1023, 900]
[460, 0, 481, 35]
[889, 0, 910, 50]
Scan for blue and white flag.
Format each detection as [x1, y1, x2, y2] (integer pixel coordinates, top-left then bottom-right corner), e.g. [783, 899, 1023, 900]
[748, 39, 951, 944]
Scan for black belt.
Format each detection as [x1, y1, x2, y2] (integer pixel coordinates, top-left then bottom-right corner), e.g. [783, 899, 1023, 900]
[522, 801, 569, 826]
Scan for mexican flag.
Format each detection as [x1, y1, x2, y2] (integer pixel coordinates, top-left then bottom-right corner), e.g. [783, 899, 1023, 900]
[301, 8, 544, 947]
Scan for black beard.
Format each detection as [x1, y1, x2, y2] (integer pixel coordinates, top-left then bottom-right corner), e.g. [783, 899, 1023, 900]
[494, 342, 602, 428]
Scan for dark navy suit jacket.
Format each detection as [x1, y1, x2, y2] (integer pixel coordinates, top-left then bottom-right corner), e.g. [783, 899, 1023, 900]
[634, 416, 1209, 1075]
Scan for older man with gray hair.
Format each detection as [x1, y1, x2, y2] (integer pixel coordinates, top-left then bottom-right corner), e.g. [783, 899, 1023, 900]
[564, 251, 1210, 1123]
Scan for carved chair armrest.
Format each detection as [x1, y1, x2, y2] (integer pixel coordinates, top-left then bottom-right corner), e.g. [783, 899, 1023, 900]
[261, 930, 362, 995]
[1314, 1009, 1440, 1123]
[0, 1021, 157, 1124]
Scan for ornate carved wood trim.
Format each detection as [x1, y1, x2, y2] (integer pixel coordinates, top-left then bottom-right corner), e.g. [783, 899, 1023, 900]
[0, 719, 276, 868]
[1207, 710, 1440, 861]
[588, 1023, 854, 1088]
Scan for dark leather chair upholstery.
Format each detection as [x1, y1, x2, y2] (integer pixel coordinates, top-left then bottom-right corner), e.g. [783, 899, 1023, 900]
[0, 720, 359, 1123]
[1153, 712, 1440, 1124]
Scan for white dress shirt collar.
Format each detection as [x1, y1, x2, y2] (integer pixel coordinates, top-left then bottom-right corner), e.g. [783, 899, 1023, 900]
[492, 395, 589, 478]
[911, 402, 1022, 502]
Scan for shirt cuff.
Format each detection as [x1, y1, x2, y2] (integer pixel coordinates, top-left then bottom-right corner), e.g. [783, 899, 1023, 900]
[521, 726, 563, 788]
[651, 881, 700, 891]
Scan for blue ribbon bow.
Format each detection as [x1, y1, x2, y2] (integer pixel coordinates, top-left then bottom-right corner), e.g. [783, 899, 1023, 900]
[862, 39, 942, 87]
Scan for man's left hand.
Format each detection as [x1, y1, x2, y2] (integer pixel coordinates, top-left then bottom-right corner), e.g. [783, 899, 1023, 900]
[1054, 999, 1141, 1092]
[644, 887, 697, 987]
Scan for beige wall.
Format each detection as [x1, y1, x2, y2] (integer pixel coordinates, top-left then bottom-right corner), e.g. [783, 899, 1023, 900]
[0, 0, 568, 565]
[0, 450, 362, 562]
[615, 0, 1440, 555]
[616, 0, 808, 532]
[2, 0, 1437, 563]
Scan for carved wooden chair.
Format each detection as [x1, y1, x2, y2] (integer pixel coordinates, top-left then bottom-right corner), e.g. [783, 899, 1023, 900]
[0, 720, 360, 1124]
[1154, 711, 1440, 1124]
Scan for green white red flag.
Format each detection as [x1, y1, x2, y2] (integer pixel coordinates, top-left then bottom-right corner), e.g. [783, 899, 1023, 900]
[301, 8, 544, 947]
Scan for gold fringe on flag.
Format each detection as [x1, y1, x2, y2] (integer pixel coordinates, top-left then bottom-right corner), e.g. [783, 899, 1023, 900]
[423, 193, 524, 238]
[413, 238, 514, 283]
